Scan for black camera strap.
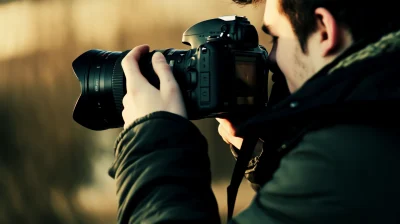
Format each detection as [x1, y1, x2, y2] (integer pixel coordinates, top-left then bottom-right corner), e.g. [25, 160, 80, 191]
[227, 135, 258, 222]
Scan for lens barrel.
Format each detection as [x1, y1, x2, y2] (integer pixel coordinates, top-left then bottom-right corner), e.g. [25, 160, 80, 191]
[72, 49, 187, 130]
[72, 50, 130, 130]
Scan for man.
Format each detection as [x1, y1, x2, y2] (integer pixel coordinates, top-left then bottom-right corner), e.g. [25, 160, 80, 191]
[109, 0, 400, 223]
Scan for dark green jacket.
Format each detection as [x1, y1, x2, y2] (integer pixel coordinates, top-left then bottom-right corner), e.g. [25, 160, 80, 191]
[109, 30, 400, 223]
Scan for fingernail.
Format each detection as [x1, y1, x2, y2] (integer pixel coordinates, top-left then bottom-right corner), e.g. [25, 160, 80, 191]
[153, 52, 166, 63]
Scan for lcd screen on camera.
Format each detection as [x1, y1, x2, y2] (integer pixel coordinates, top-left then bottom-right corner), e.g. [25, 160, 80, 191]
[234, 57, 257, 105]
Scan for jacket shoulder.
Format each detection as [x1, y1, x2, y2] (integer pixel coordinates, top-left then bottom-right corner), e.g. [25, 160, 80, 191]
[234, 124, 400, 223]
[299, 123, 399, 162]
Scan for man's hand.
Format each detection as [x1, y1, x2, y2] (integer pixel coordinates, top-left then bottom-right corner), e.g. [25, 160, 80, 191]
[216, 118, 243, 149]
[121, 44, 187, 129]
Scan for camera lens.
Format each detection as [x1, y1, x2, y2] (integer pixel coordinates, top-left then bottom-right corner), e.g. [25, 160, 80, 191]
[72, 50, 130, 130]
[72, 48, 189, 130]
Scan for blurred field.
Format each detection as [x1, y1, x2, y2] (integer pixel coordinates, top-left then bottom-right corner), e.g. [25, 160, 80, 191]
[0, 0, 271, 223]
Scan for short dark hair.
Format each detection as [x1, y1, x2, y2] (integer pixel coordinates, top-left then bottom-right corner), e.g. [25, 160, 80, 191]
[234, 0, 400, 52]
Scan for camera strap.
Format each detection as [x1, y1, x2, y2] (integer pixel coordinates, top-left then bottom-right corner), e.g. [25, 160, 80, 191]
[227, 135, 258, 222]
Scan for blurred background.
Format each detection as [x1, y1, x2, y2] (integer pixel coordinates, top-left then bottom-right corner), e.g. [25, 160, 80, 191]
[0, 0, 272, 223]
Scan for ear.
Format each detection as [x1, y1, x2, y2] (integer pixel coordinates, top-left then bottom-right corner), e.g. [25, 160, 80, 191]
[314, 7, 340, 56]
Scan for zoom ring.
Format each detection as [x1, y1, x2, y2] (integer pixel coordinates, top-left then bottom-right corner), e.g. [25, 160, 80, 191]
[112, 52, 129, 113]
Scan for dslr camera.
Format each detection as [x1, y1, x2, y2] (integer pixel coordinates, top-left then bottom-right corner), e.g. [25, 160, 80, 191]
[72, 16, 269, 130]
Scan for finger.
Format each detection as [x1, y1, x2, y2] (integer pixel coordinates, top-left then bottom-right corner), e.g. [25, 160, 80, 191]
[218, 124, 230, 144]
[121, 45, 150, 91]
[218, 123, 244, 148]
[122, 109, 128, 126]
[152, 52, 179, 93]
[230, 136, 244, 150]
[216, 118, 236, 136]
[122, 94, 129, 107]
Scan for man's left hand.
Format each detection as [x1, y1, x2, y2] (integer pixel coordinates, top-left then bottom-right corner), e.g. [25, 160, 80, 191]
[121, 44, 187, 129]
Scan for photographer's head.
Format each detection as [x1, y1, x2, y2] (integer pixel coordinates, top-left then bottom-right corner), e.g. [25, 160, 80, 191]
[234, 0, 400, 93]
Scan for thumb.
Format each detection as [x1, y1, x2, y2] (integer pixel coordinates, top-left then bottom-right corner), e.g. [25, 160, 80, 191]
[152, 52, 178, 90]
[152, 51, 187, 118]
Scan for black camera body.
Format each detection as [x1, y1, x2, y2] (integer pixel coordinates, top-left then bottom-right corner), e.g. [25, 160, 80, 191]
[72, 16, 269, 130]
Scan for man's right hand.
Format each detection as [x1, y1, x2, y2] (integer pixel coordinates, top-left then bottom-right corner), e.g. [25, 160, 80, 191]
[216, 118, 244, 149]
